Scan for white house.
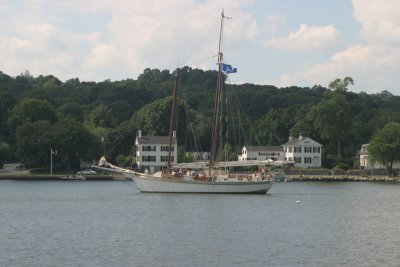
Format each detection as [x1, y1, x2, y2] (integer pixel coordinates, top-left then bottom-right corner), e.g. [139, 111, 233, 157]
[281, 134, 322, 168]
[238, 146, 285, 162]
[359, 143, 400, 170]
[135, 130, 177, 173]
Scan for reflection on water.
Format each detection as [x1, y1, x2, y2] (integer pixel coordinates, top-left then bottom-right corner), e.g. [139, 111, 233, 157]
[1, 180, 399, 266]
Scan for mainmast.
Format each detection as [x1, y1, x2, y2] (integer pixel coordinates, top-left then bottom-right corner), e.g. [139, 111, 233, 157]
[167, 68, 180, 173]
[209, 11, 226, 176]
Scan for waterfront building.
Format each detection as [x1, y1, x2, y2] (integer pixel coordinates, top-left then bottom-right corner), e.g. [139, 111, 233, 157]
[281, 134, 322, 168]
[135, 130, 177, 173]
[238, 146, 285, 162]
[359, 143, 400, 170]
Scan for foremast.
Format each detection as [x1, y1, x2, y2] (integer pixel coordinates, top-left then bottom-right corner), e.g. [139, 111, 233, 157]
[167, 68, 180, 173]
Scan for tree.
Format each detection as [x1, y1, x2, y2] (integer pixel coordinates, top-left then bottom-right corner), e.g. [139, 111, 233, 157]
[310, 90, 352, 159]
[368, 122, 400, 176]
[0, 140, 10, 167]
[328, 77, 354, 92]
[0, 91, 16, 137]
[255, 108, 291, 145]
[49, 118, 98, 170]
[57, 102, 85, 121]
[8, 98, 57, 129]
[87, 104, 113, 128]
[15, 120, 52, 167]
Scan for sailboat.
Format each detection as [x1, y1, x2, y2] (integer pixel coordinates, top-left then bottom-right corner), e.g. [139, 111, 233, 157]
[94, 12, 293, 194]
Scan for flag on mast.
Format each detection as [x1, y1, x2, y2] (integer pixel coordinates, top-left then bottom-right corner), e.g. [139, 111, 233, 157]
[221, 63, 237, 74]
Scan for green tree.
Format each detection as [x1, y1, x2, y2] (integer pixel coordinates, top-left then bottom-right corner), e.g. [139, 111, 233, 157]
[329, 77, 354, 92]
[57, 102, 85, 121]
[49, 118, 98, 171]
[256, 108, 291, 145]
[87, 104, 113, 128]
[0, 91, 16, 137]
[310, 91, 352, 159]
[15, 120, 52, 167]
[368, 122, 400, 176]
[0, 140, 10, 167]
[8, 98, 57, 129]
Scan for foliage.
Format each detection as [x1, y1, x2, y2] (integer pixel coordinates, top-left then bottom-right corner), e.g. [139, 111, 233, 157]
[86, 104, 113, 128]
[8, 98, 57, 129]
[1, 69, 400, 171]
[116, 154, 136, 168]
[328, 76, 354, 92]
[368, 122, 400, 176]
[309, 92, 352, 159]
[0, 141, 10, 166]
[15, 120, 52, 167]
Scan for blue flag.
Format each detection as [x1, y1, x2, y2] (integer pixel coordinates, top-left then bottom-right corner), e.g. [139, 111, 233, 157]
[221, 63, 237, 74]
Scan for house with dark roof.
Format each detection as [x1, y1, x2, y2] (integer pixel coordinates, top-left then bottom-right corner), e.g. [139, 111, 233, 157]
[135, 130, 177, 173]
[281, 134, 322, 168]
[238, 145, 285, 162]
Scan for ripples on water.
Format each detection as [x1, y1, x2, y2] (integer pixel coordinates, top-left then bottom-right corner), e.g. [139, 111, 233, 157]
[1, 180, 399, 267]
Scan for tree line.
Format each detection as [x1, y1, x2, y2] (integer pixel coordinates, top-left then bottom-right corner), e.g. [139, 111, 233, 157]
[0, 68, 400, 173]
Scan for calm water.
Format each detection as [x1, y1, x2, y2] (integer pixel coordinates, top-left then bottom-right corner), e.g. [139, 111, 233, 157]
[1, 180, 400, 267]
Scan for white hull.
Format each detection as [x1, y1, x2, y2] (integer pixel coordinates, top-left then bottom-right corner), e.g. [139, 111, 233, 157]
[130, 174, 272, 194]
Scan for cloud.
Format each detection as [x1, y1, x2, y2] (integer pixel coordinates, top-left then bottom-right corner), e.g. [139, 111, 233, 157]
[0, 0, 257, 81]
[264, 24, 341, 50]
[353, 0, 400, 45]
[262, 0, 400, 94]
[269, 44, 400, 93]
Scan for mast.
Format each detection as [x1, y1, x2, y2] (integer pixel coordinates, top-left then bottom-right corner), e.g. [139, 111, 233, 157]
[209, 11, 225, 176]
[167, 68, 180, 173]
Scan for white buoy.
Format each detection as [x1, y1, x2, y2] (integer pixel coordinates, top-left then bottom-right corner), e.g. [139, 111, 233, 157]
[296, 200, 301, 203]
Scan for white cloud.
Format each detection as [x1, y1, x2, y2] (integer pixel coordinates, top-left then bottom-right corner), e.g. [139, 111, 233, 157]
[264, 24, 341, 50]
[353, 0, 400, 45]
[262, 0, 400, 94]
[0, 0, 257, 81]
[269, 44, 400, 93]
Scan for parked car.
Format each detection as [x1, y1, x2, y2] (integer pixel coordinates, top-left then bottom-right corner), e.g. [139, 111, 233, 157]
[77, 169, 97, 175]
[15, 163, 24, 170]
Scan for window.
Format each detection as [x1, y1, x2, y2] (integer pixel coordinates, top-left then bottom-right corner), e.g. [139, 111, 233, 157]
[142, 155, 156, 162]
[294, 157, 302, 163]
[294, 146, 302, 153]
[161, 146, 174, 152]
[304, 157, 312, 163]
[304, 147, 312, 153]
[313, 147, 320, 153]
[143, 146, 156, 152]
[161, 156, 174, 162]
[288, 147, 292, 153]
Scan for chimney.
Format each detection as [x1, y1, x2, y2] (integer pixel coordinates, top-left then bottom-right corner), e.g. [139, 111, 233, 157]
[138, 130, 142, 138]
[299, 133, 303, 141]
[289, 135, 293, 141]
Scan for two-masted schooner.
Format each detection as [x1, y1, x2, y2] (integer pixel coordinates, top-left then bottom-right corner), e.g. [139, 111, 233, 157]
[94, 12, 292, 194]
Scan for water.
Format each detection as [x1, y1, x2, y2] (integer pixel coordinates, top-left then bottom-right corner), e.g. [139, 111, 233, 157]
[1, 180, 400, 267]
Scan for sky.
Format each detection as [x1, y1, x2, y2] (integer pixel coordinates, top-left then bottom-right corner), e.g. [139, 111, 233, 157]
[1, 0, 400, 94]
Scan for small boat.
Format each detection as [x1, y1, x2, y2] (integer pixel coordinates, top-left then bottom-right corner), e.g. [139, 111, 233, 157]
[94, 11, 293, 194]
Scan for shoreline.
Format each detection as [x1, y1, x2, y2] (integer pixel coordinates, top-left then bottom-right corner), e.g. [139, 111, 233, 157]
[0, 174, 128, 181]
[0, 173, 398, 183]
[285, 175, 399, 183]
